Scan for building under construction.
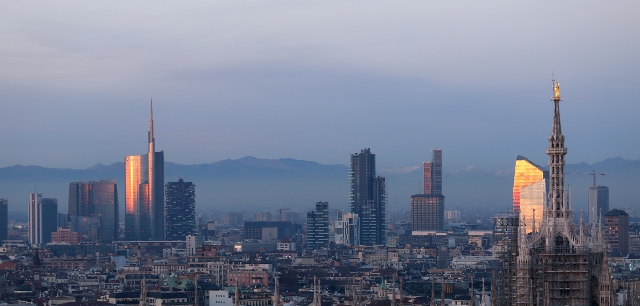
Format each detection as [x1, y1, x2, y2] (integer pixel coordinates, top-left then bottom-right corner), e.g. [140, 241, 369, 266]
[497, 80, 614, 305]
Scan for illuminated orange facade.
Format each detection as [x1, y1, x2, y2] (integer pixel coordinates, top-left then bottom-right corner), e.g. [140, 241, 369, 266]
[512, 155, 547, 233]
[124, 102, 164, 241]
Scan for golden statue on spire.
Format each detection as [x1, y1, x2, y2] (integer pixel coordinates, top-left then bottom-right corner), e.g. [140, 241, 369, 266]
[552, 78, 561, 101]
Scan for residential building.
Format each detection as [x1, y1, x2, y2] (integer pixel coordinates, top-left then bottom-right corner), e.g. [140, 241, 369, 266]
[306, 201, 329, 251]
[605, 209, 630, 257]
[125, 101, 165, 241]
[349, 148, 386, 246]
[164, 179, 196, 241]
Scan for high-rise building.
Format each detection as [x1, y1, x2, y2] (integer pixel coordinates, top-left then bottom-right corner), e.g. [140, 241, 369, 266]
[164, 179, 196, 241]
[349, 148, 386, 246]
[589, 185, 609, 226]
[68, 180, 119, 242]
[411, 149, 445, 231]
[604, 209, 629, 257]
[0, 198, 7, 242]
[334, 210, 359, 246]
[306, 201, 329, 251]
[513, 79, 612, 305]
[28, 193, 58, 246]
[125, 102, 165, 241]
[512, 156, 548, 233]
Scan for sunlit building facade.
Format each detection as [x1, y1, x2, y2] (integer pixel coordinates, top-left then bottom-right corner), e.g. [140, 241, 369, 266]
[68, 180, 119, 242]
[512, 155, 547, 234]
[125, 102, 165, 241]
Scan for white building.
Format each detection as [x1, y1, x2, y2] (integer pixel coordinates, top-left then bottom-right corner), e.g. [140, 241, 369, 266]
[209, 289, 233, 306]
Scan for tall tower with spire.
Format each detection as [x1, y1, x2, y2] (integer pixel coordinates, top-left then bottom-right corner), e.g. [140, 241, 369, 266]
[512, 79, 613, 306]
[125, 100, 165, 241]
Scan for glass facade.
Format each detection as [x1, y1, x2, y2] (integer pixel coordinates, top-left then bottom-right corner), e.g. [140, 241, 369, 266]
[164, 179, 196, 241]
[68, 180, 118, 242]
[512, 155, 547, 233]
[0, 199, 7, 241]
[411, 194, 445, 231]
[349, 149, 386, 246]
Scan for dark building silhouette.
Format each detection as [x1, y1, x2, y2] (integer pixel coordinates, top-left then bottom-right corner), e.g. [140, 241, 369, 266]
[0, 198, 7, 241]
[244, 221, 299, 240]
[164, 178, 196, 241]
[605, 209, 629, 257]
[306, 201, 329, 251]
[68, 180, 119, 242]
[125, 102, 165, 241]
[589, 185, 609, 226]
[411, 149, 445, 231]
[349, 148, 386, 246]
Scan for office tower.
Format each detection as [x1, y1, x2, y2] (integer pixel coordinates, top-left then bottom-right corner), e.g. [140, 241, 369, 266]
[306, 201, 329, 251]
[125, 102, 165, 241]
[589, 185, 609, 226]
[0, 199, 7, 242]
[225, 212, 243, 227]
[243, 221, 300, 241]
[411, 149, 445, 231]
[164, 178, 196, 241]
[68, 180, 119, 242]
[349, 148, 386, 246]
[512, 156, 548, 233]
[514, 80, 612, 305]
[605, 209, 629, 257]
[28, 193, 58, 246]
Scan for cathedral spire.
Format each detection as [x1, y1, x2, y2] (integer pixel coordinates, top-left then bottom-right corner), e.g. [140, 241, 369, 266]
[546, 78, 568, 217]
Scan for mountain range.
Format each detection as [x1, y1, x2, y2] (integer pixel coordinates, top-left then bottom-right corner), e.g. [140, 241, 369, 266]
[1, 156, 638, 218]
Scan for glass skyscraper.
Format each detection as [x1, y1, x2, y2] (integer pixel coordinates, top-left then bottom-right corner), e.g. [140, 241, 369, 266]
[588, 185, 609, 226]
[0, 198, 7, 242]
[68, 180, 119, 242]
[349, 148, 386, 246]
[125, 102, 165, 241]
[512, 155, 548, 234]
[164, 178, 196, 241]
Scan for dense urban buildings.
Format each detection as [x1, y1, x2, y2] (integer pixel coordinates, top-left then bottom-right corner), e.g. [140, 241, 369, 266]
[513, 80, 612, 305]
[605, 209, 630, 257]
[512, 156, 548, 233]
[164, 178, 196, 241]
[68, 180, 119, 242]
[125, 102, 165, 241]
[28, 193, 58, 246]
[589, 184, 610, 226]
[305, 201, 329, 251]
[349, 148, 386, 246]
[0, 198, 6, 241]
[411, 149, 445, 231]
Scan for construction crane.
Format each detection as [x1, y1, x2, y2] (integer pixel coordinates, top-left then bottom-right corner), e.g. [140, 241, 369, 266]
[588, 170, 606, 187]
[278, 208, 290, 221]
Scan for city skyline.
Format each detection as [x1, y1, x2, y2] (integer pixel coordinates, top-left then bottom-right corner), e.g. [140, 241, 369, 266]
[1, 2, 639, 174]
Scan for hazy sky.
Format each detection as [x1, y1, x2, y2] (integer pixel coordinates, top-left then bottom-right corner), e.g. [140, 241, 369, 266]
[1, 1, 639, 172]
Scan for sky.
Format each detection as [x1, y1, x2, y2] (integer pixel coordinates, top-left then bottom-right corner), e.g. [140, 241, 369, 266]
[1, 1, 639, 173]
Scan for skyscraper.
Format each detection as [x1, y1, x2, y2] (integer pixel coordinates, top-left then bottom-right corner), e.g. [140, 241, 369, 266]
[68, 180, 119, 242]
[28, 193, 58, 246]
[411, 149, 445, 231]
[125, 101, 165, 241]
[349, 148, 386, 246]
[589, 185, 609, 226]
[164, 178, 196, 241]
[512, 156, 548, 233]
[0, 199, 7, 242]
[306, 201, 329, 251]
[514, 79, 612, 305]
